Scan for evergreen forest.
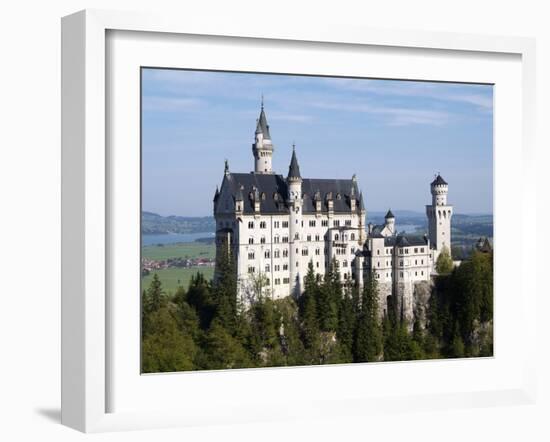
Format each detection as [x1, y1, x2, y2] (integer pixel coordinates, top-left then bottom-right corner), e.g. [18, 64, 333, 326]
[141, 245, 493, 373]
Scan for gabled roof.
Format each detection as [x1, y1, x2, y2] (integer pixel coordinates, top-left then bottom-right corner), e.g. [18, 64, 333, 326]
[385, 209, 395, 219]
[431, 174, 448, 186]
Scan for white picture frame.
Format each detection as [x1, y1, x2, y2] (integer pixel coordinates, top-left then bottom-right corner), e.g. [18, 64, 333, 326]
[61, 9, 537, 433]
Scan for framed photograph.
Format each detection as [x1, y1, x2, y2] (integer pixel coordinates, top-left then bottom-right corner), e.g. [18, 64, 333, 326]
[61, 9, 537, 432]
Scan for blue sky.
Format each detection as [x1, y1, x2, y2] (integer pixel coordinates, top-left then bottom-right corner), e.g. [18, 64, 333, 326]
[142, 69, 493, 216]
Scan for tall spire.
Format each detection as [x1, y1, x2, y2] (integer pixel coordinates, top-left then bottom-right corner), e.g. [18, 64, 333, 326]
[287, 144, 301, 180]
[255, 98, 271, 140]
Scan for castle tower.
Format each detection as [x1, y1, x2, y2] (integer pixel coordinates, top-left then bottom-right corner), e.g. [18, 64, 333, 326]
[252, 98, 274, 174]
[426, 174, 453, 254]
[287, 145, 303, 296]
[384, 209, 395, 235]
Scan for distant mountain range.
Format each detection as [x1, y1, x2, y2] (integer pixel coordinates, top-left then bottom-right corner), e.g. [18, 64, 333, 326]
[142, 210, 492, 236]
[142, 211, 216, 234]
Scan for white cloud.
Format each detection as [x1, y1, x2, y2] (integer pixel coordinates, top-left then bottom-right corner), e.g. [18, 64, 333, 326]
[309, 99, 450, 126]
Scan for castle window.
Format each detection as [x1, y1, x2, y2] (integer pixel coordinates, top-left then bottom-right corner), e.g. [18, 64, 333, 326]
[351, 233, 355, 240]
[301, 220, 303, 227]
[322, 220, 328, 227]
[274, 249, 280, 258]
[399, 260, 403, 266]
[275, 278, 280, 285]
[248, 237, 254, 244]
[283, 278, 289, 284]
[283, 250, 288, 258]
[421, 248, 425, 253]
[274, 235, 280, 243]
[343, 273, 348, 279]
[343, 260, 348, 267]
[265, 250, 270, 259]
[414, 248, 418, 253]
[377, 262, 380, 267]
[400, 271, 403, 277]
[415, 271, 418, 276]
[333, 220, 340, 227]
[335, 233, 339, 241]
[260, 237, 266, 244]
[302, 249, 308, 256]
[315, 248, 320, 255]
[260, 221, 266, 229]
[421, 260, 424, 265]
[307, 235, 312, 242]
[421, 271, 424, 276]
[283, 264, 288, 270]
[351, 247, 355, 254]
[309, 220, 316, 227]
[315, 234, 320, 241]
[316, 262, 320, 268]
[282, 236, 289, 243]
[248, 267, 255, 274]
[248, 252, 255, 260]
[275, 265, 280, 271]
[248, 221, 254, 229]
[345, 220, 352, 226]
[282, 221, 289, 228]
[274, 221, 280, 228]
[294, 233, 299, 240]
[265, 264, 270, 272]
[377, 249, 380, 255]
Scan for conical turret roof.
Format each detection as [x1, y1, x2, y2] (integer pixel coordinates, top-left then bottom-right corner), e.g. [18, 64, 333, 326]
[287, 146, 301, 180]
[385, 209, 395, 219]
[255, 102, 271, 140]
[431, 174, 447, 186]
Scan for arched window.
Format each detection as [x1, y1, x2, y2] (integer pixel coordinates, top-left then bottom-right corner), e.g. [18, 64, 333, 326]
[248, 237, 254, 244]
[351, 233, 355, 240]
[335, 233, 339, 241]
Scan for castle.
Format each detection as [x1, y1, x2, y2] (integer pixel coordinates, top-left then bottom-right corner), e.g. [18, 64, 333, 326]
[213, 103, 453, 318]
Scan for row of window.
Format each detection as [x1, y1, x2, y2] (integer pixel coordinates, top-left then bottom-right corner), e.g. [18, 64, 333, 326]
[376, 247, 426, 256]
[248, 232, 358, 245]
[247, 219, 354, 229]
[373, 258, 425, 267]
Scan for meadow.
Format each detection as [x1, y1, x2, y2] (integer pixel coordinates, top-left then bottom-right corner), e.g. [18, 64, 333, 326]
[142, 266, 214, 294]
[142, 242, 215, 260]
[141, 241, 216, 294]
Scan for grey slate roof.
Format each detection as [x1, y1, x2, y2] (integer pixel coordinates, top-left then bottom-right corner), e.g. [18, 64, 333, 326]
[385, 209, 395, 219]
[220, 172, 361, 215]
[383, 234, 428, 247]
[287, 148, 301, 179]
[431, 174, 448, 186]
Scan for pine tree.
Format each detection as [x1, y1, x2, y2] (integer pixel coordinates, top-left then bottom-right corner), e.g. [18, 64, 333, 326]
[336, 284, 357, 362]
[353, 272, 383, 362]
[212, 241, 238, 332]
[300, 262, 320, 363]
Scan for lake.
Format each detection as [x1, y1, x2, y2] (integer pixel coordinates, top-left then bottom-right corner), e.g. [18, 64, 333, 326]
[142, 232, 215, 246]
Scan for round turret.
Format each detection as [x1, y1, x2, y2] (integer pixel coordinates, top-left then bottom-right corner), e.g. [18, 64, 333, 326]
[430, 174, 448, 205]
